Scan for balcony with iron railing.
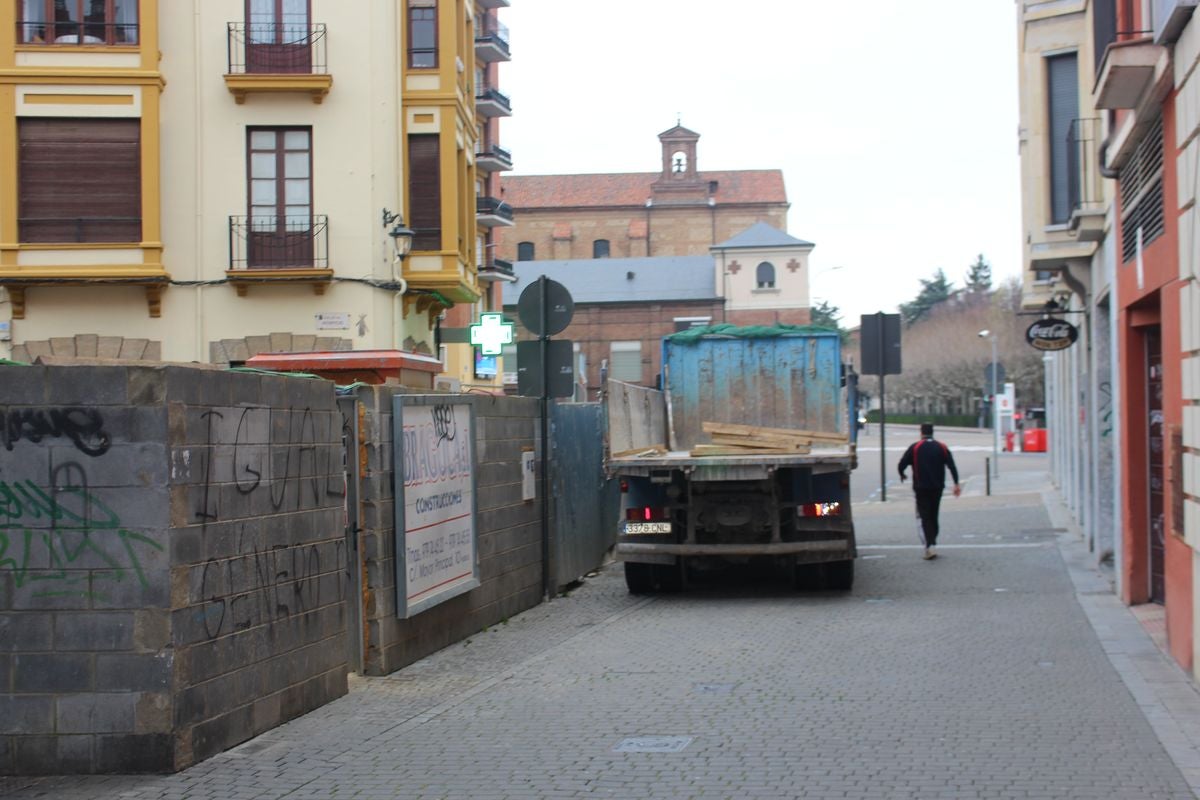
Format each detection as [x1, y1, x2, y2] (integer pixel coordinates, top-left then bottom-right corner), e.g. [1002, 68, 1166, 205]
[1092, 1, 1169, 111]
[475, 85, 512, 118]
[476, 197, 514, 228]
[475, 19, 510, 62]
[476, 144, 513, 173]
[224, 22, 332, 104]
[227, 215, 332, 294]
[477, 258, 515, 282]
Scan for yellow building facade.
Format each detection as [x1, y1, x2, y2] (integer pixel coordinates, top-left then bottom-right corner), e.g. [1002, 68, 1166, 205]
[0, 0, 508, 380]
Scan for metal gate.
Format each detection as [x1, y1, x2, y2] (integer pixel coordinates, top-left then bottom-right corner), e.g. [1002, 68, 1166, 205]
[550, 402, 619, 590]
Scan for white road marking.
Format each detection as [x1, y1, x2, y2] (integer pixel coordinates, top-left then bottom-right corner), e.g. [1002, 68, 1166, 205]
[858, 543, 1052, 550]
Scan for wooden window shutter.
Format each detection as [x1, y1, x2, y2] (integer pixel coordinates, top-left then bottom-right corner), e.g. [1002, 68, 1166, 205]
[19, 118, 141, 243]
[408, 134, 441, 251]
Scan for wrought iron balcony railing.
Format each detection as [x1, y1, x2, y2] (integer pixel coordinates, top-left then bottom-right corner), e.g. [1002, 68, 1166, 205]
[476, 144, 513, 172]
[475, 86, 512, 116]
[476, 197, 514, 224]
[478, 258, 515, 281]
[229, 215, 328, 270]
[227, 22, 328, 75]
[475, 18, 510, 61]
[478, 19, 510, 46]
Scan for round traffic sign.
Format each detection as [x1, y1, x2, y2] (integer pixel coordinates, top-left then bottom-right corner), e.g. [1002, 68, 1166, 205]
[517, 277, 574, 336]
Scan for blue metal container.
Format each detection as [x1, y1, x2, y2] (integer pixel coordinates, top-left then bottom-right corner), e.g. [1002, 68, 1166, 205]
[663, 331, 843, 450]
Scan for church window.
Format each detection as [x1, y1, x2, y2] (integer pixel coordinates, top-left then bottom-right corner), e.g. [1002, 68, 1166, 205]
[756, 262, 776, 289]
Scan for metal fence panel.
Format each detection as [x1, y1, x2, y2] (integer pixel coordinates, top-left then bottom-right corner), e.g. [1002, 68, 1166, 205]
[551, 402, 618, 589]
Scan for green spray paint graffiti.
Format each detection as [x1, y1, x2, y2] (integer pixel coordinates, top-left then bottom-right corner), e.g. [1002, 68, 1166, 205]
[0, 472, 163, 602]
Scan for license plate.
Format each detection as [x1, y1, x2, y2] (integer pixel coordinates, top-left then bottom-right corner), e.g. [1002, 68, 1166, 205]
[623, 522, 671, 534]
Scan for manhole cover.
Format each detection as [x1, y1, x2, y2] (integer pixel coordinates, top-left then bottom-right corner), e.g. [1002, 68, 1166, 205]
[693, 683, 736, 695]
[614, 736, 694, 753]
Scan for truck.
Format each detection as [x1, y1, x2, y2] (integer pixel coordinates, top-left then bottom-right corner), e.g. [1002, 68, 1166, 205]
[604, 325, 858, 593]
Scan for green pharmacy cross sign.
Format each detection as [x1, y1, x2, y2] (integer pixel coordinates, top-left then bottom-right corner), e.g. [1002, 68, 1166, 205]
[469, 313, 514, 356]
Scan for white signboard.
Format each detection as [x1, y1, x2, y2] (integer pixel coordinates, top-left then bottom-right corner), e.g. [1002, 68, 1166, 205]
[315, 312, 351, 330]
[522, 449, 536, 501]
[393, 397, 479, 618]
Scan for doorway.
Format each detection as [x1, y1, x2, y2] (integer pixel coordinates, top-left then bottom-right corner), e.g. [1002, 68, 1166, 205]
[1147, 326, 1165, 604]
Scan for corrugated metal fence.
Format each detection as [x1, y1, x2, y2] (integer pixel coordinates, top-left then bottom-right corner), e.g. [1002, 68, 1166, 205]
[551, 401, 619, 589]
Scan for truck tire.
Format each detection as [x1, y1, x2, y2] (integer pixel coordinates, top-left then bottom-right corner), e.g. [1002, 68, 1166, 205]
[823, 560, 854, 591]
[654, 563, 683, 592]
[792, 562, 822, 591]
[625, 562, 657, 594]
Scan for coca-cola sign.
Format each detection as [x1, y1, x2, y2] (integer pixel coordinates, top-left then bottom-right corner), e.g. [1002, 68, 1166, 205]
[1025, 318, 1078, 351]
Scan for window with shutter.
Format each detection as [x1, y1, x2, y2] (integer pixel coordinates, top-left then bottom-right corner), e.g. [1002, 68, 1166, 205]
[408, 134, 442, 251]
[1047, 53, 1080, 225]
[756, 262, 776, 289]
[517, 241, 534, 260]
[610, 341, 642, 383]
[18, 118, 141, 244]
[593, 239, 610, 258]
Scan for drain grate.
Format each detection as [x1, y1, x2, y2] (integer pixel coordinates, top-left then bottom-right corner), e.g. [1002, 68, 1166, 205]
[614, 736, 694, 753]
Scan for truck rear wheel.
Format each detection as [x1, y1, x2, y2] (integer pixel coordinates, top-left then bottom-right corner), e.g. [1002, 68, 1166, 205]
[823, 560, 854, 591]
[625, 562, 657, 594]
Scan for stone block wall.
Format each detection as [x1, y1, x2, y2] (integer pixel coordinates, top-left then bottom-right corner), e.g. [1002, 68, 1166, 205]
[354, 387, 543, 676]
[0, 365, 347, 774]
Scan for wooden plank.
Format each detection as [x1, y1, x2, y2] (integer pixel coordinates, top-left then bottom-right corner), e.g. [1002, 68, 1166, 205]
[708, 434, 810, 453]
[702, 421, 847, 443]
[611, 444, 667, 458]
[690, 444, 798, 456]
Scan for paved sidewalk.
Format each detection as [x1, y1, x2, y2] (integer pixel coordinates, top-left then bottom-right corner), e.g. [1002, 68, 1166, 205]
[2, 477, 1198, 799]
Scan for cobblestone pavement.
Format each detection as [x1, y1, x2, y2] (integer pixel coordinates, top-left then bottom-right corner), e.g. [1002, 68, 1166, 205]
[3, 487, 1196, 799]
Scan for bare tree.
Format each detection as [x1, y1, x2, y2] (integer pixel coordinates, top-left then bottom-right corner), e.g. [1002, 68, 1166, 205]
[858, 278, 1044, 418]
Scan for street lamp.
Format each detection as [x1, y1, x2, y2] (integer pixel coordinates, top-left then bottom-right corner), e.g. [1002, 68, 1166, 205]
[978, 329, 998, 478]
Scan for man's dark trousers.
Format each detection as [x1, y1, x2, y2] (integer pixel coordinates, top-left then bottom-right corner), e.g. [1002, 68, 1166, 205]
[915, 488, 944, 546]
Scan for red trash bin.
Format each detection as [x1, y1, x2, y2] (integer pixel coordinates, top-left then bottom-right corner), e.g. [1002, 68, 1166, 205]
[1022, 428, 1047, 452]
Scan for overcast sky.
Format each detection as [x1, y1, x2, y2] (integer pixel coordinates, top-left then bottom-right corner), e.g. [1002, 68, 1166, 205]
[498, 0, 1022, 326]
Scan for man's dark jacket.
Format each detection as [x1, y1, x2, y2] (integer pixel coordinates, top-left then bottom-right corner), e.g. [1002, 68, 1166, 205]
[898, 437, 959, 490]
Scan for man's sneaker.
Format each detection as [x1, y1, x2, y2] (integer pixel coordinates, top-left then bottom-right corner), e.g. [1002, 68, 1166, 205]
[922, 547, 934, 560]
[928, 546, 938, 559]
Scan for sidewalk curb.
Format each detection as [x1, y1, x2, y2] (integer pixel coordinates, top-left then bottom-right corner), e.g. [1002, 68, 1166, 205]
[1042, 488, 1200, 797]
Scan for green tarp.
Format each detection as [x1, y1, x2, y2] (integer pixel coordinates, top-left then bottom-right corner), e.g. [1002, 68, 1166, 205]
[666, 322, 839, 343]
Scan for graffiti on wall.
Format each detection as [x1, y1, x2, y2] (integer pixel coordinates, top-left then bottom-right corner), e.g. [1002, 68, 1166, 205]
[193, 407, 345, 525]
[0, 462, 163, 601]
[2, 407, 111, 456]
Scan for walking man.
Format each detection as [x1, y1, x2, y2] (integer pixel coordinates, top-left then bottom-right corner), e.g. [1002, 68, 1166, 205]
[898, 422, 961, 560]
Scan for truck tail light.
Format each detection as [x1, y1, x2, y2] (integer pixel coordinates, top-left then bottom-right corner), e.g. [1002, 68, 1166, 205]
[798, 502, 842, 518]
[626, 506, 668, 522]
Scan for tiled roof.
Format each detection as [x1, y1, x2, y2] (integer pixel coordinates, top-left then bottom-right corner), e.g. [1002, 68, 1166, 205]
[713, 222, 814, 249]
[500, 170, 787, 209]
[502, 256, 717, 305]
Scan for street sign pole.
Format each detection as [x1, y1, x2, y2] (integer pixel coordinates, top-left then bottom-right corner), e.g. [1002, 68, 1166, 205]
[877, 312, 887, 503]
[538, 275, 552, 601]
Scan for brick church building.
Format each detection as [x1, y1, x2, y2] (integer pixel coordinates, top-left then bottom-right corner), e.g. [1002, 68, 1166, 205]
[495, 125, 813, 397]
